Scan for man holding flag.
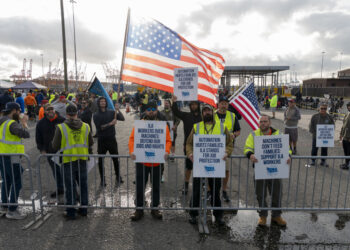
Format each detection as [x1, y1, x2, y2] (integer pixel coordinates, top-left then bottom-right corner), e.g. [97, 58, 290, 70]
[89, 77, 126, 187]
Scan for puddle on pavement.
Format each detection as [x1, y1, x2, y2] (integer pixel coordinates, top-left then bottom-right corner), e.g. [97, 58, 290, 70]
[226, 205, 350, 247]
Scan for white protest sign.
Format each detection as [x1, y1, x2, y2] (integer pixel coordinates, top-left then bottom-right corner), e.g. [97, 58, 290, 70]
[173, 67, 198, 101]
[134, 120, 166, 163]
[254, 134, 290, 180]
[316, 124, 334, 147]
[193, 134, 226, 178]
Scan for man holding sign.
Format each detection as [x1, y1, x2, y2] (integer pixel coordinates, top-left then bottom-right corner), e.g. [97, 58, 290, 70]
[309, 102, 335, 167]
[244, 115, 291, 227]
[186, 104, 233, 226]
[128, 101, 172, 221]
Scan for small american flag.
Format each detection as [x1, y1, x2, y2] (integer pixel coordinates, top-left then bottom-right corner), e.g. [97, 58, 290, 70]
[121, 14, 225, 106]
[230, 82, 261, 130]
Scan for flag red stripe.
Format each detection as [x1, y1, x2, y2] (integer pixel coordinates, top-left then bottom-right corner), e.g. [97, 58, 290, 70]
[238, 96, 260, 120]
[179, 34, 225, 63]
[124, 64, 173, 82]
[126, 52, 219, 85]
[231, 102, 257, 130]
[122, 75, 173, 92]
[232, 99, 259, 129]
[122, 74, 216, 106]
[182, 44, 222, 80]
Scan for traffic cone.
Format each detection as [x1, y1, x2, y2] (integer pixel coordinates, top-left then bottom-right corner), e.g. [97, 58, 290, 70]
[126, 103, 130, 113]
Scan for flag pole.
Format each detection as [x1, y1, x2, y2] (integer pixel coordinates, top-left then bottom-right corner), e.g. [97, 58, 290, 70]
[228, 83, 246, 101]
[85, 72, 96, 91]
[117, 8, 131, 99]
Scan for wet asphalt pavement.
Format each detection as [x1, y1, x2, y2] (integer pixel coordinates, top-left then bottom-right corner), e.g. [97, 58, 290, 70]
[1, 106, 350, 249]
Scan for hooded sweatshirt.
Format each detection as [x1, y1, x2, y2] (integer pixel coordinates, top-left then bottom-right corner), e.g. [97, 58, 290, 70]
[172, 101, 202, 146]
[51, 118, 94, 154]
[92, 97, 125, 138]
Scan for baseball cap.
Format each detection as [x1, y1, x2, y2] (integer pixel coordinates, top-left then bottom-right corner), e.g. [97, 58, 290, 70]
[202, 103, 213, 112]
[288, 99, 295, 103]
[44, 103, 54, 110]
[66, 104, 78, 115]
[218, 96, 229, 103]
[3, 102, 20, 112]
[146, 100, 158, 109]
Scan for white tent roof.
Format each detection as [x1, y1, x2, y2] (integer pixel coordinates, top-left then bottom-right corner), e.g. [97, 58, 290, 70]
[0, 80, 16, 89]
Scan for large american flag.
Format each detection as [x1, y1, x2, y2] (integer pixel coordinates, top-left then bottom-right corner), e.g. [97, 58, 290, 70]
[121, 14, 225, 106]
[230, 82, 261, 130]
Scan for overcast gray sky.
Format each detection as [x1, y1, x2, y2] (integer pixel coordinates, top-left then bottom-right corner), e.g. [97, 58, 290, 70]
[0, 0, 349, 83]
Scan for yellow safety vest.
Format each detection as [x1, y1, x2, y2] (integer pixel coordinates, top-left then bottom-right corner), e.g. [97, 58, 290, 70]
[57, 122, 89, 163]
[244, 128, 292, 155]
[193, 121, 225, 135]
[214, 111, 235, 132]
[112, 92, 118, 101]
[142, 94, 148, 105]
[270, 95, 278, 108]
[0, 120, 24, 154]
[49, 94, 55, 104]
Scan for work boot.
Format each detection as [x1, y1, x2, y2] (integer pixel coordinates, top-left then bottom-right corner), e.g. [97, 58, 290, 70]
[115, 177, 124, 187]
[222, 191, 230, 202]
[258, 216, 267, 226]
[216, 216, 225, 226]
[189, 215, 197, 225]
[6, 210, 26, 220]
[320, 161, 329, 168]
[0, 206, 8, 216]
[341, 164, 349, 170]
[50, 190, 64, 198]
[131, 210, 144, 221]
[271, 216, 287, 226]
[100, 179, 107, 188]
[151, 210, 163, 220]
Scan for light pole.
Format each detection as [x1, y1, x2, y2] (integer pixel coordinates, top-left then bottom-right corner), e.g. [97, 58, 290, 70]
[321, 51, 325, 78]
[40, 53, 45, 86]
[60, 0, 69, 91]
[70, 0, 78, 90]
[340, 52, 343, 71]
[40, 53, 44, 76]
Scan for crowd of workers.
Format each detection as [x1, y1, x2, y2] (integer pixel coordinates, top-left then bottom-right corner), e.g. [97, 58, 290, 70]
[0, 87, 349, 229]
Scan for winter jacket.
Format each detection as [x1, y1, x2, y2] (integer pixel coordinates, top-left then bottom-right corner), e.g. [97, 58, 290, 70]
[35, 113, 65, 153]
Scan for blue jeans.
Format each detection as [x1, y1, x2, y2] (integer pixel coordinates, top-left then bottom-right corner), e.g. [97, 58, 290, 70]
[63, 160, 88, 217]
[48, 156, 64, 192]
[0, 156, 23, 212]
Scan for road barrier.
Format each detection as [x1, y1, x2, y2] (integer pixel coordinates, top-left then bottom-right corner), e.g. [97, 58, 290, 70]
[1, 154, 350, 233]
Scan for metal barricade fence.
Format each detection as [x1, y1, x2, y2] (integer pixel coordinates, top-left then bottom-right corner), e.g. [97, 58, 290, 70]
[0, 154, 36, 219]
[207, 155, 350, 213]
[2, 153, 350, 231]
[36, 154, 202, 213]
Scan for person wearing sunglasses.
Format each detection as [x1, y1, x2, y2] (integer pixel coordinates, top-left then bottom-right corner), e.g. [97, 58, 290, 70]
[309, 102, 334, 167]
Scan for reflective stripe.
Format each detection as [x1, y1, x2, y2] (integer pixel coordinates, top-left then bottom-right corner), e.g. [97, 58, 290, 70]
[195, 123, 199, 135]
[0, 120, 22, 145]
[220, 122, 224, 134]
[59, 123, 88, 152]
[230, 111, 234, 130]
[245, 147, 254, 150]
[251, 131, 255, 137]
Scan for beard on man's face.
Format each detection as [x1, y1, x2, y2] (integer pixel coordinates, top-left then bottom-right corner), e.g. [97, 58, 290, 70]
[203, 114, 213, 122]
[12, 112, 20, 121]
[146, 112, 157, 120]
